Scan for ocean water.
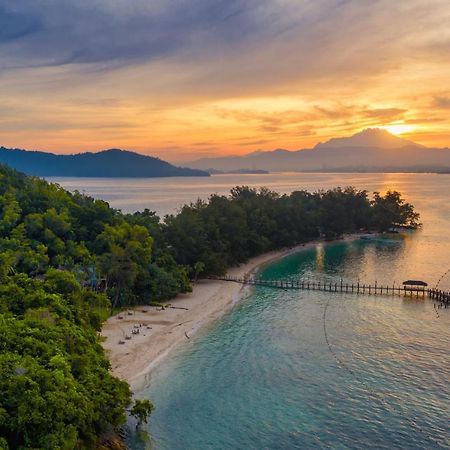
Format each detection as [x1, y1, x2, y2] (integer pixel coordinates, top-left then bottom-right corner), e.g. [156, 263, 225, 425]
[48, 172, 449, 218]
[127, 238, 450, 450]
[49, 173, 450, 449]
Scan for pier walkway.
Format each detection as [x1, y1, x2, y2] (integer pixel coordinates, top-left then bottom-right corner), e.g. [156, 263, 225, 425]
[211, 275, 450, 306]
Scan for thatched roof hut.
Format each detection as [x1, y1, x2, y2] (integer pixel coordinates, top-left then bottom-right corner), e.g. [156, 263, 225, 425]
[402, 280, 428, 287]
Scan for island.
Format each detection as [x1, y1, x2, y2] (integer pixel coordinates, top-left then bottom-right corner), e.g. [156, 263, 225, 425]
[0, 147, 209, 178]
[0, 163, 420, 449]
[206, 168, 270, 175]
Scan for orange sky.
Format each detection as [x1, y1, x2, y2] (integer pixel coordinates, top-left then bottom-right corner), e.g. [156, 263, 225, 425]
[1, 1, 450, 162]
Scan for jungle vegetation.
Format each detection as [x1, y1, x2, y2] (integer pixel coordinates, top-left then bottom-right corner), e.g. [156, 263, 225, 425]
[0, 164, 419, 448]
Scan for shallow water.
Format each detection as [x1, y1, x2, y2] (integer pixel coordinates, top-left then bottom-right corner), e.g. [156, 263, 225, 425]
[118, 174, 450, 450]
[127, 238, 450, 450]
[49, 173, 450, 289]
[52, 172, 449, 449]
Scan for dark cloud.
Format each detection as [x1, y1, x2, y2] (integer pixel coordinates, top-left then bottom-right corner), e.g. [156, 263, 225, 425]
[433, 96, 450, 109]
[296, 127, 316, 137]
[240, 139, 270, 146]
[0, 0, 266, 68]
[1, 0, 449, 153]
[0, 6, 42, 41]
[1, 0, 448, 94]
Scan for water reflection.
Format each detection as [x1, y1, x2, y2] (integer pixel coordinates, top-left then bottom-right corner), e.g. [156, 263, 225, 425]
[130, 238, 449, 450]
[315, 244, 325, 273]
[49, 172, 450, 289]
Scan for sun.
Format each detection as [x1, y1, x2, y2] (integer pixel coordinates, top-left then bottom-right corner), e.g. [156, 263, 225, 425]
[381, 124, 415, 136]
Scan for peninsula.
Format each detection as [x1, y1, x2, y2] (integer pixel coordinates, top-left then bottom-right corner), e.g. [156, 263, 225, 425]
[0, 147, 209, 178]
[0, 164, 419, 448]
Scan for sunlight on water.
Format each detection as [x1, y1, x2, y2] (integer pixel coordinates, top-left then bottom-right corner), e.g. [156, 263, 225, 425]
[129, 239, 450, 449]
[50, 172, 450, 290]
[50, 173, 450, 449]
[49, 172, 447, 216]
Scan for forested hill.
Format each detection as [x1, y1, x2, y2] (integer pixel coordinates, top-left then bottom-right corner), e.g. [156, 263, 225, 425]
[0, 164, 419, 448]
[0, 147, 209, 177]
[0, 164, 190, 449]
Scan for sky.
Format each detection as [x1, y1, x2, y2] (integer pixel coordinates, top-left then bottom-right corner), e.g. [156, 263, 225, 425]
[1, 0, 450, 162]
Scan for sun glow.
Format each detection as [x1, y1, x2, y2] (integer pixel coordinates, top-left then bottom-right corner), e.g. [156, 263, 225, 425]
[381, 124, 415, 136]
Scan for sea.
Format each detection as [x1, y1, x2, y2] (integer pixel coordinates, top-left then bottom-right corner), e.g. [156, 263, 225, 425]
[49, 173, 450, 449]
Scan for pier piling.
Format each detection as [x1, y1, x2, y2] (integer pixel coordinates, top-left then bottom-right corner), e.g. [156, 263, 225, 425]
[210, 275, 450, 306]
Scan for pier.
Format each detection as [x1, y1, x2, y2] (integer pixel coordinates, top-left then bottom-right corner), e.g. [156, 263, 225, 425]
[211, 275, 450, 306]
[428, 288, 450, 305]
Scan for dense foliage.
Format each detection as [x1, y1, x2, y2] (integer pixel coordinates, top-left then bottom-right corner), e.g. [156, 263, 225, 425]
[0, 147, 209, 178]
[0, 271, 130, 449]
[130, 400, 154, 428]
[0, 164, 419, 448]
[157, 186, 420, 276]
[0, 165, 189, 449]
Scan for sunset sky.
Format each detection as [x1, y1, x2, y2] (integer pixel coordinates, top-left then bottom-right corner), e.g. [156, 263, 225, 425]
[1, 0, 450, 162]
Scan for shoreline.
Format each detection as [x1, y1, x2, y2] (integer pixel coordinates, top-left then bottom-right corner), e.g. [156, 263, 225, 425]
[101, 234, 363, 392]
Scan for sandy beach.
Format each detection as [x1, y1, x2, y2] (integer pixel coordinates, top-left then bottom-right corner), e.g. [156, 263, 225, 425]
[101, 236, 361, 391]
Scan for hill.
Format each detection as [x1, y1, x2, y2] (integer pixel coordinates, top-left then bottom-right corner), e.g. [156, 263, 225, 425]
[187, 129, 450, 172]
[0, 147, 209, 177]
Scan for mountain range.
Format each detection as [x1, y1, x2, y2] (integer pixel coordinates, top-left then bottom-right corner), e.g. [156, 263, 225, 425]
[0, 147, 209, 178]
[186, 129, 450, 173]
[2, 129, 449, 178]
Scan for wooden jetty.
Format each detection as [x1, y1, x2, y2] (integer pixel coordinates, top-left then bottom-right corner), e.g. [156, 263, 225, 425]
[211, 275, 450, 306]
[428, 288, 450, 305]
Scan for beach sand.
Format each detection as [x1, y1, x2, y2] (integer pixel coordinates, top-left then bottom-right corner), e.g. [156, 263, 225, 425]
[101, 236, 361, 391]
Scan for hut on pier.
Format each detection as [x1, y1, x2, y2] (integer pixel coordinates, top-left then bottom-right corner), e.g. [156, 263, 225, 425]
[402, 280, 428, 296]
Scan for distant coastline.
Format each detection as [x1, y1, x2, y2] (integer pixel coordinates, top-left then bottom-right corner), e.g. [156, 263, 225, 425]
[0, 146, 209, 178]
[186, 129, 450, 174]
[207, 168, 270, 175]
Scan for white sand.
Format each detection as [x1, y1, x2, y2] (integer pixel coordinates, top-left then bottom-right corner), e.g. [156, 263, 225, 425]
[101, 236, 361, 391]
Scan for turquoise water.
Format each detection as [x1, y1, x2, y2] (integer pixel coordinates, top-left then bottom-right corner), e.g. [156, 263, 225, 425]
[129, 237, 450, 449]
[89, 172, 450, 449]
[124, 174, 450, 449]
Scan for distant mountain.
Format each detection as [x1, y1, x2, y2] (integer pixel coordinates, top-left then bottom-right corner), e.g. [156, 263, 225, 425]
[0, 147, 209, 178]
[207, 168, 270, 175]
[187, 128, 450, 173]
[314, 128, 422, 150]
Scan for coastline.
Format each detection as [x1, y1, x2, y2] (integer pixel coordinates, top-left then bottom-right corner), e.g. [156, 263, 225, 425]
[101, 235, 362, 392]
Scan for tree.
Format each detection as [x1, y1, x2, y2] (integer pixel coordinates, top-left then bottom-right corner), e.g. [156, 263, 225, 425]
[0, 191, 21, 235]
[193, 261, 205, 282]
[371, 190, 420, 231]
[95, 222, 153, 307]
[130, 399, 154, 428]
[0, 164, 421, 448]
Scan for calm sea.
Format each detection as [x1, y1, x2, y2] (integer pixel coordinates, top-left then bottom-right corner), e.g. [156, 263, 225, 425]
[50, 173, 450, 449]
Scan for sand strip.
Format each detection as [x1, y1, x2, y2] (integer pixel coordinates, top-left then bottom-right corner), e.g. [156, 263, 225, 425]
[101, 235, 363, 391]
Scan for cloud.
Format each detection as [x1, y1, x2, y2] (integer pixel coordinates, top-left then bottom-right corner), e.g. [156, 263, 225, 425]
[363, 108, 407, 120]
[191, 141, 217, 147]
[0, 6, 42, 42]
[296, 127, 316, 138]
[433, 96, 450, 109]
[0, 0, 267, 69]
[240, 139, 271, 146]
[1, 0, 450, 154]
[0, 0, 446, 76]
[0, 0, 449, 105]
[314, 105, 355, 119]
